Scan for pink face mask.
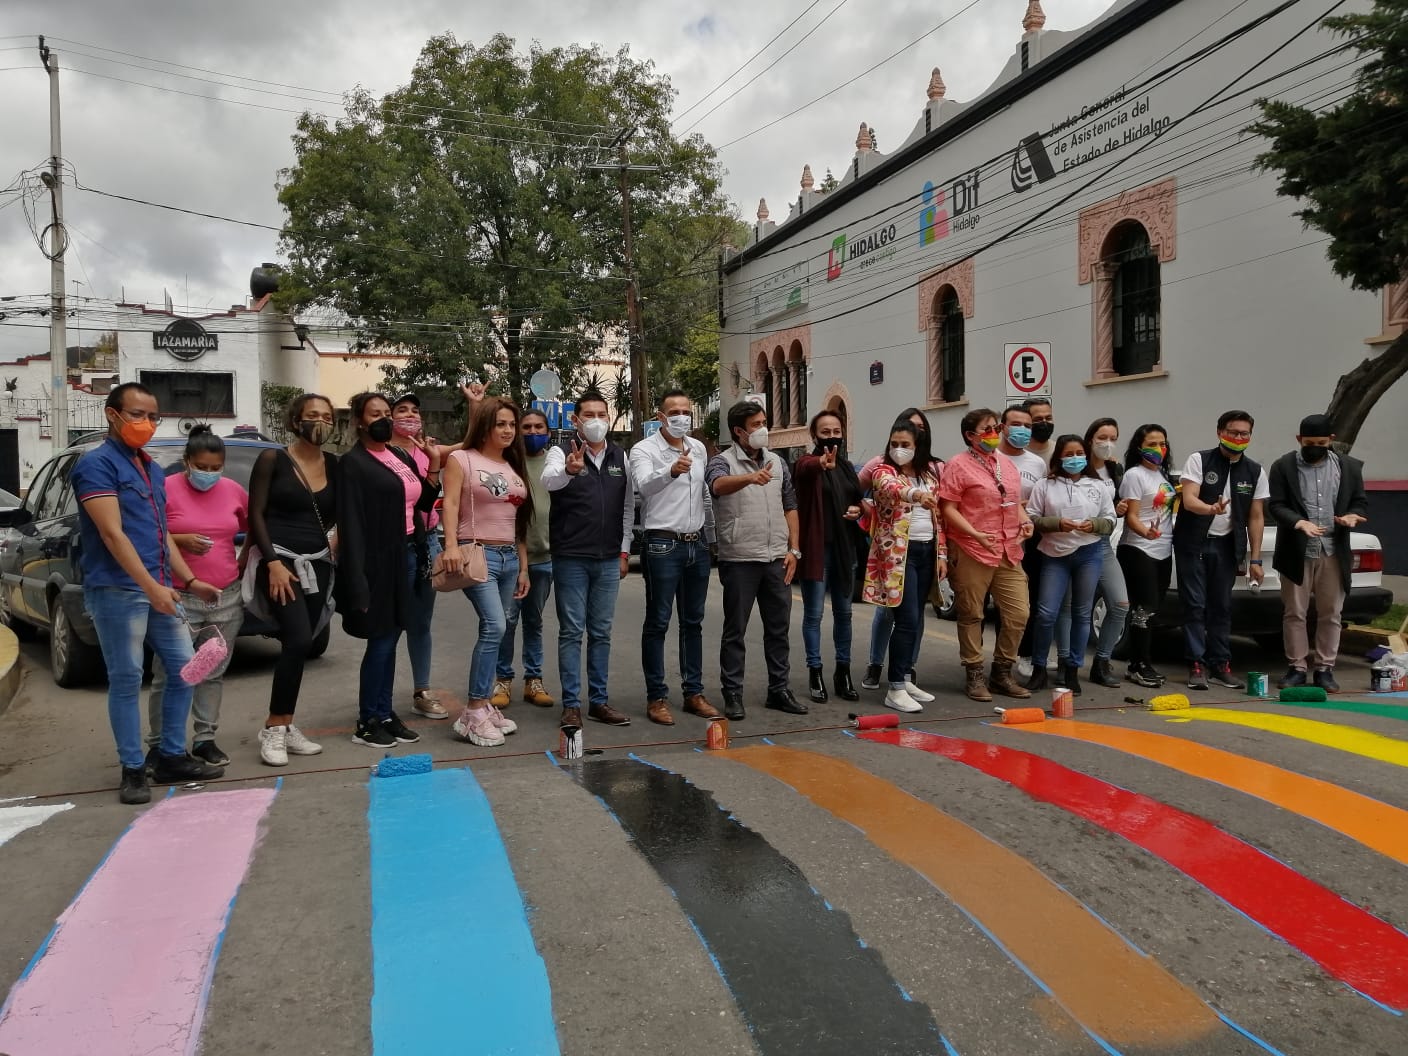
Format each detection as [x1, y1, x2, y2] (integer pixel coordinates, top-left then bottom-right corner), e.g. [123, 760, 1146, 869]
[392, 417, 423, 438]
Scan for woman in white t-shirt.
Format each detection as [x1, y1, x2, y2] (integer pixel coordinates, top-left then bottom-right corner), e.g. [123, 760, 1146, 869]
[1116, 425, 1178, 688]
[1024, 435, 1117, 695]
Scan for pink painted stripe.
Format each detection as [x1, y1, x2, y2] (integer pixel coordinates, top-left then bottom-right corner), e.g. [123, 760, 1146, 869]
[862, 729, 1408, 1012]
[0, 788, 276, 1056]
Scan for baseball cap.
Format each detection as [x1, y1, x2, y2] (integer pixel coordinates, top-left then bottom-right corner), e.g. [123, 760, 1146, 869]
[391, 392, 420, 410]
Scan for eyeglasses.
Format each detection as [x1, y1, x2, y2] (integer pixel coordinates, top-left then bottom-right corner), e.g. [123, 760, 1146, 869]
[118, 409, 161, 424]
[1222, 430, 1252, 440]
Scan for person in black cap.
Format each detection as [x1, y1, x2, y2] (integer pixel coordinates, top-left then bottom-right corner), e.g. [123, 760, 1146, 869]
[1267, 414, 1368, 692]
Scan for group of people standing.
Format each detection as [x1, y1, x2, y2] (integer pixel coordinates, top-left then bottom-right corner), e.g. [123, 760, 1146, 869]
[74, 378, 1368, 805]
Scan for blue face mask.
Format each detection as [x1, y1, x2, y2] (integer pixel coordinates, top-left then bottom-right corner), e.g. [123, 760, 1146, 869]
[1061, 456, 1088, 476]
[1006, 425, 1032, 449]
[523, 433, 551, 455]
[188, 468, 222, 492]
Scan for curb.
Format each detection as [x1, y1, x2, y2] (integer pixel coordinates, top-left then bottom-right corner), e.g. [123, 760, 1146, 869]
[0, 624, 21, 718]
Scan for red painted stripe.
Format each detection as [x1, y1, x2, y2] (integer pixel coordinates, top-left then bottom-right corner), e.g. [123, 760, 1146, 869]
[861, 729, 1408, 1011]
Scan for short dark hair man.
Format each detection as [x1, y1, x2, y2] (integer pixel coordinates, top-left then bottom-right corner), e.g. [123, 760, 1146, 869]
[705, 401, 805, 720]
[1173, 410, 1269, 691]
[1267, 414, 1367, 693]
[72, 382, 225, 803]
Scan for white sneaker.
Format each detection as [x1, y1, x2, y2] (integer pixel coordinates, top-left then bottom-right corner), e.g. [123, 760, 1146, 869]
[884, 686, 923, 713]
[1016, 657, 1034, 680]
[452, 706, 505, 747]
[902, 680, 935, 703]
[485, 705, 517, 736]
[284, 725, 323, 756]
[258, 725, 288, 767]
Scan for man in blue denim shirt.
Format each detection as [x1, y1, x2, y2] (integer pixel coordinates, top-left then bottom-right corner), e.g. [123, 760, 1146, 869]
[71, 383, 225, 804]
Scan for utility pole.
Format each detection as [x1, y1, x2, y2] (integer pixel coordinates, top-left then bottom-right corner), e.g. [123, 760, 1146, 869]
[588, 128, 659, 441]
[39, 37, 69, 454]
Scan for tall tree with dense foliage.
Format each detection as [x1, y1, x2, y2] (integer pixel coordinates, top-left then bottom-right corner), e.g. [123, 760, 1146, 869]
[277, 33, 735, 407]
[1251, 0, 1408, 448]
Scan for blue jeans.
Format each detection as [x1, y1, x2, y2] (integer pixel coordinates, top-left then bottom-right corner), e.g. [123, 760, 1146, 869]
[498, 561, 553, 681]
[641, 536, 710, 701]
[888, 541, 936, 686]
[359, 543, 416, 724]
[801, 544, 853, 670]
[404, 532, 440, 691]
[1055, 539, 1130, 663]
[85, 586, 195, 769]
[1177, 534, 1236, 667]
[554, 556, 621, 709]
[868, 606, 920, 676]
[1031, 542, 1105, 669]
[463, 545, 520, 700]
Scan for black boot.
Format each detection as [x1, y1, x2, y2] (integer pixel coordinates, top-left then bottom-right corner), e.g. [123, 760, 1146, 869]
[861, 663, 882, 690]
[1089, 657, 1121, 688]
[808, 667, 829, 703]
[119, 766, 151, 805]
[833, 664, 860, 702]
[1064, 664, 1083, 697]
[723, 691, 746, 721]
[1025, 666, 1048, 692]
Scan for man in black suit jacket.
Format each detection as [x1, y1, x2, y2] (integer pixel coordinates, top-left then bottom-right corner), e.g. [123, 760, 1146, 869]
[1267, 414, 1368, 693]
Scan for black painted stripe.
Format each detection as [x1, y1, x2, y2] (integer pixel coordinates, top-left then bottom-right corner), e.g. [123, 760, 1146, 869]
[569, 757, 945, 1056]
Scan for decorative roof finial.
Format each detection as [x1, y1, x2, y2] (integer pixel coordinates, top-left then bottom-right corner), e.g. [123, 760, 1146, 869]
[801, 164, 814, 191]
[1023, 0, 1046, 32]
[757, 198, 770, 221]
[856, 122, 871, 151]
[927, 67, 947, 101]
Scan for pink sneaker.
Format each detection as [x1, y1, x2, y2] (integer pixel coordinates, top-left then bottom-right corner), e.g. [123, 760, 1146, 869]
[452, 705, 505, 747]
[485, 704, 517, 736]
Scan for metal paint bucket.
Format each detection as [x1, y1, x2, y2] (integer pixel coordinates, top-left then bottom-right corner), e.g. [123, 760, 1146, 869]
[1371, 668, 1394, 693]
[705, 718, 730, 750]
[557, 725, 583, 760]
[1246, 672, 1269, 698]
[1051, 687, 1074, 719]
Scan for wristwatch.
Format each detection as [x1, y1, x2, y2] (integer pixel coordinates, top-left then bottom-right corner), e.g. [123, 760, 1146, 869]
[1249, 559, 1263, 565]
[788, 548, 803, 560]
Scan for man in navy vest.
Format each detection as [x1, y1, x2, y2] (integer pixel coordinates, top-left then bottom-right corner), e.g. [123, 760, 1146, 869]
[542, 390, 635, 727]
[1173, 410, 1269, 690]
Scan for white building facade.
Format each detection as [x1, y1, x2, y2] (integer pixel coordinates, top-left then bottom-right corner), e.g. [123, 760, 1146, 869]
[719, 0, 1407, 563]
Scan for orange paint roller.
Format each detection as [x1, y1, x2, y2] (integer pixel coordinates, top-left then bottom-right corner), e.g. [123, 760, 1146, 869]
[994, 706, 1046, 725]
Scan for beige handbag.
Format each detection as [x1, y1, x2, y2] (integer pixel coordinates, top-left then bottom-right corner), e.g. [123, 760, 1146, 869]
[431, 451, 489, 591]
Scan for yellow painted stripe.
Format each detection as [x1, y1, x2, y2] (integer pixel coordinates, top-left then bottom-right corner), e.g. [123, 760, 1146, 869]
[1019, 720, 1408, 867]
[1164, 708, 1408, 769]
[721, 744, 1221, 1047]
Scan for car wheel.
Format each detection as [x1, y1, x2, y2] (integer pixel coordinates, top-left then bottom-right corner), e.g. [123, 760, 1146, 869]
[307, 623, 332, 660]
[932, 578, 957, 621]
[0, 587, 37, 641]
[50, 595, 102, 687]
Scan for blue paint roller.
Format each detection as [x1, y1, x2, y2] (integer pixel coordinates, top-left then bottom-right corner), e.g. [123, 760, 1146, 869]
[372, 754, 433, 778]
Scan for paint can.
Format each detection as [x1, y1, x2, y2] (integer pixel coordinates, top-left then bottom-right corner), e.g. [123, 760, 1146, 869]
[1371, 667, 1393, 693]
[557, 724, 583, 761]
[1050, 687, 1074, 719]
[1246, 671, 1269, 698]
[705, 718, 730, 750]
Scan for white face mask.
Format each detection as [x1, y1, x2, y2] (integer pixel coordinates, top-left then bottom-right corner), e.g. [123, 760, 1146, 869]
[746, 426, 769, 451]
[889, 446, 915, 466]
[664, 414, 692, 439]
[578, 418, 609, 444]
[1093, 440, 1119, 461]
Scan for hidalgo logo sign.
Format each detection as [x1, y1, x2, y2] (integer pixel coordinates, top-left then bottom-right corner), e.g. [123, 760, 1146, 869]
[153, 318, 218, 361]
[826, 224, 898, 282]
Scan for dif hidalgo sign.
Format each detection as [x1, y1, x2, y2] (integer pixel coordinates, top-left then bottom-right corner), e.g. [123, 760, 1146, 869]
[153, 318, 219, 361]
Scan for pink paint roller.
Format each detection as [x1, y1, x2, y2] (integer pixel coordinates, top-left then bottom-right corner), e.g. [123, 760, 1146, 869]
[848, 713, 901, 730]
[994, 706, 1046, 725]
[180, 622, 229, 686]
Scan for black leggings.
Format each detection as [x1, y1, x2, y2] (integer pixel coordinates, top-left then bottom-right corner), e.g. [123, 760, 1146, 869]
[1117, 546, 1172, 666]
[259, 559, 333, 716]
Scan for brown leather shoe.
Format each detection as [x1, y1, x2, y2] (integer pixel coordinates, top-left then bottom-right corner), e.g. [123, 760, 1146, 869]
[646, 699, 675, 726]
[964, 664, 993, 703]
[990, 662, 1032, 699]
[588, 703, 631, 727]
[682, 693, 721, 719]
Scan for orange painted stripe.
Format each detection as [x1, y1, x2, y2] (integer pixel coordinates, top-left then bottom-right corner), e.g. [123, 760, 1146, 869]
[1018, 720, 1408, 868]
[722, 744, 1222, 1049]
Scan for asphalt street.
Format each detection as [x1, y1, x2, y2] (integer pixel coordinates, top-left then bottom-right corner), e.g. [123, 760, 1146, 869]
[0, 573, 1405, 1056]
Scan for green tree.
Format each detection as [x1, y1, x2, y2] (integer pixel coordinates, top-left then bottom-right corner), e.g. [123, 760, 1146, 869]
[277, 33, 734, 408]
[1250, 0, 1408, 448]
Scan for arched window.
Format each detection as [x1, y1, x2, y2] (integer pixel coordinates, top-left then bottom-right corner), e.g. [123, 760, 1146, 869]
[1106, 222, 1161, 376]
[771, 347, 789, 427]
[787, 340, 806, 425]
[938, 287, 965, 402]
[754, 352, 773, 423]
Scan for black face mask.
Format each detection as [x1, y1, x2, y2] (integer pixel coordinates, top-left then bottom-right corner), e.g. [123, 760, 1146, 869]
[816, 437, 844, 455]
[1301, 444, 1330, 463]
[367, 418, 394, 443]
[1031, 421, 1055, 443]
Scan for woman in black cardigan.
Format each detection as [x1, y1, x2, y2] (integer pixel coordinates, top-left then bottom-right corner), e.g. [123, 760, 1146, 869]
[336, 391, 441, 748]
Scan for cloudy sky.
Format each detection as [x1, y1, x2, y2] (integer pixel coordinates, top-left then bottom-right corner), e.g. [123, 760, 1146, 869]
[0, 0, 1111, 356]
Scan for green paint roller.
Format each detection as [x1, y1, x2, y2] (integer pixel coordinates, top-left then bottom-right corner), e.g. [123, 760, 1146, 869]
[1278, 686, 1329, 703]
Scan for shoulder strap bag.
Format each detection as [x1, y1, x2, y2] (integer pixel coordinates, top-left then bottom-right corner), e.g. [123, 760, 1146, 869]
[431, 450, 489, 591]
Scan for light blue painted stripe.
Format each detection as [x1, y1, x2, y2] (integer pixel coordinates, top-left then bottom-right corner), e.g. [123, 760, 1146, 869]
[368, 767, 559, 1056]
